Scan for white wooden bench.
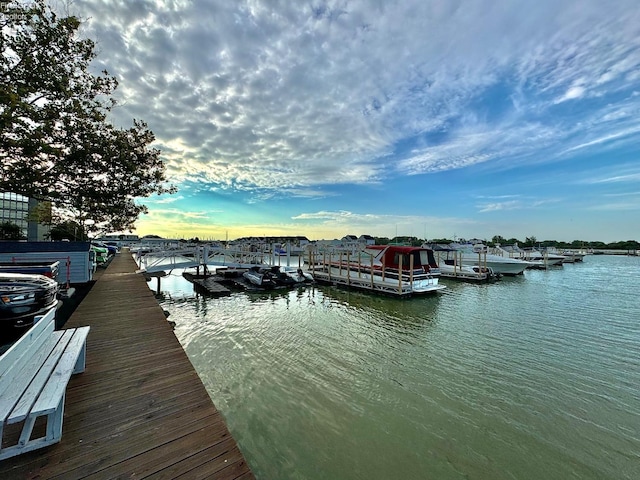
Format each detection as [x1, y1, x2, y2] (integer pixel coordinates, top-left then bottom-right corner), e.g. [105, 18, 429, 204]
[0, 308, 89, 460]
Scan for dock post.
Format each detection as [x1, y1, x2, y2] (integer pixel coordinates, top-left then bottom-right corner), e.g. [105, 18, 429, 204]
[409, 254, 414, 290]
[370, 254, 374, 289]
[347, 251, 350, 285]
[286, 243, 291, 267]
[398, 254, 403, 295]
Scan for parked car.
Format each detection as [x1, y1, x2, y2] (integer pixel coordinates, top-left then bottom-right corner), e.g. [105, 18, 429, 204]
[0, 273, 59, 344]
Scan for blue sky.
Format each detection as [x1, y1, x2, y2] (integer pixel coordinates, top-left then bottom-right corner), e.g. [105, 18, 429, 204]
[73, 0, 640, 242]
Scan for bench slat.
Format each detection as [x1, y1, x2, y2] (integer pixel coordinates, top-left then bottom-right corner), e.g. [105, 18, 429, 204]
[0, 329, 65, 422]
[31, 327, 90, 417]
[0, 310, 55, 390]
[7, 330, 75, 424]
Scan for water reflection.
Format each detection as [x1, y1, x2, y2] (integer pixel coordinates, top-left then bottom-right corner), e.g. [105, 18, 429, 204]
[318, 285, 441, 330]
[157, 256, 640, 480]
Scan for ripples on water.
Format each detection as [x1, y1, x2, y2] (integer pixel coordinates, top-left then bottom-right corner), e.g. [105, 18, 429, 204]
[157, 255, 640, 480]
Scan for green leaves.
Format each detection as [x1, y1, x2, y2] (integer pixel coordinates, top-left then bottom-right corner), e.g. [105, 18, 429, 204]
[1, 0, 174, 233]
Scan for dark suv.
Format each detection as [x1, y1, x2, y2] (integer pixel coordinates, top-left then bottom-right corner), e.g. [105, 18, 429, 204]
[0, 273, 59, 344]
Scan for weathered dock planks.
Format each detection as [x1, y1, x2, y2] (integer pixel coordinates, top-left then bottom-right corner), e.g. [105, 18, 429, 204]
[0, 251, 254, 479]
[183, 272, 232, 296]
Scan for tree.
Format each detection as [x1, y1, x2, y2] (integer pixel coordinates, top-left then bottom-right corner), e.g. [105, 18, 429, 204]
[49, 220, 87, 241]
[1, 1, 175, 232]
[491, 235, 505, 246]
[52, 119, 175, 232]
[0, 221, 24, 240]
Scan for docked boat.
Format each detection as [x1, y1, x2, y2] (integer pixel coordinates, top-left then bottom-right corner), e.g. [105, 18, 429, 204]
[342, 244, 439, 276]
[242, 266, 276, 288]
[445, 243, 533, 276]
[560, 250, 586, 263]
[265, 266, 299, 287]
[522, 247, 565, 266]
[242, 265, 312, 288]
[433, 248, 499, 281]
[280, 267, 314, 284]
[314, 245, 445, 295]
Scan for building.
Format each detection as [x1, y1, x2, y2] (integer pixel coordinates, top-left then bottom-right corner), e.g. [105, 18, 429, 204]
[0, 192, 51, 241]
[358, 234, 376, 245]
[341, 234, 358, 243]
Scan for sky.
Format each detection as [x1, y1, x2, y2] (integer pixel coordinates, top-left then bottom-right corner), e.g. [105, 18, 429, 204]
[69, 0, 640, 242]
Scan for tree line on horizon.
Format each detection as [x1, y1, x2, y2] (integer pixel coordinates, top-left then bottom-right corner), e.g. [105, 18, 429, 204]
[374, 235, 640, 251]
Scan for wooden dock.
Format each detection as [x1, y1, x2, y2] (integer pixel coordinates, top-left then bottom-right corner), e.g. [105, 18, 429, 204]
[0, 252, 255, 479]
[183, 272, 232, 297]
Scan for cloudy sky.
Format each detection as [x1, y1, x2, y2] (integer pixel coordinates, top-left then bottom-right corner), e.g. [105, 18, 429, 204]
[71, 0, 640, 242]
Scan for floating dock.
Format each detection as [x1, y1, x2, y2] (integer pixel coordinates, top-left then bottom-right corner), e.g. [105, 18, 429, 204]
[183, 271, 232, 296]
[0, 251, 254, 479]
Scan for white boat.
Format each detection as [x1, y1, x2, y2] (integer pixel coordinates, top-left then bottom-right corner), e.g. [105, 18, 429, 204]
[491, 244, 565, 268]
[280, 266, 314, 283]
[560, 250, 586, 263]
[242, 266, 276, 288]
[438, 261, 497, 281]
[445, 243, 533, 276]
[523, 247, 565, 266]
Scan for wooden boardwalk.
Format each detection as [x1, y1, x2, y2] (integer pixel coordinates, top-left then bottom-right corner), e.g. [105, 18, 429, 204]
[0, 252, 255, 479]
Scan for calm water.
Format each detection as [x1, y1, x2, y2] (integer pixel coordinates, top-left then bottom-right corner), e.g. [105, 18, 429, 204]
[156, 255, 640, 480]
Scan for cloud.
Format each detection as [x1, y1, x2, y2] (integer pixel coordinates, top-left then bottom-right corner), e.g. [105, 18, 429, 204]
[588, 201, 640, 211]
[149, 195, 185, 204]
[578, 164, 640, 185]
[476, 197, 560, 213]
[591, 173, 640, 184]
[71, 0, 640, 194]
[554, 84, 586, 104]
[157, 208, 210, 218]
[291, 210, 479, 235]
[477, 200, 523, 213]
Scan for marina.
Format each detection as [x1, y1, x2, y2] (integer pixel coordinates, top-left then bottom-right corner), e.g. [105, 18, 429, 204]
[4, 3, 640, 479]
[156, 253, 640, 480]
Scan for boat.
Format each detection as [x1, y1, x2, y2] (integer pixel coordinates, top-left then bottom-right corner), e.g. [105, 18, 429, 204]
[314, 245, 445, 295]
[432, 248, 499, 281]
[443, 243, 533, 276]
[242, 266, 276, 288]
[560, 250, 586, 263]
[280, 266, 314, 284]
[345, 244, 439, 276]
[242, 265, 312, 288]
[522, 247, 565, 266]
[265, 266, 298, 287]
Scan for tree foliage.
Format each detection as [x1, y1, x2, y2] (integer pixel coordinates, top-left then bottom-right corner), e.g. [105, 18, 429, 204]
[1, 1, 175, 232]
[48, 220, 87, 241]
[0, 221, 24, 240]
